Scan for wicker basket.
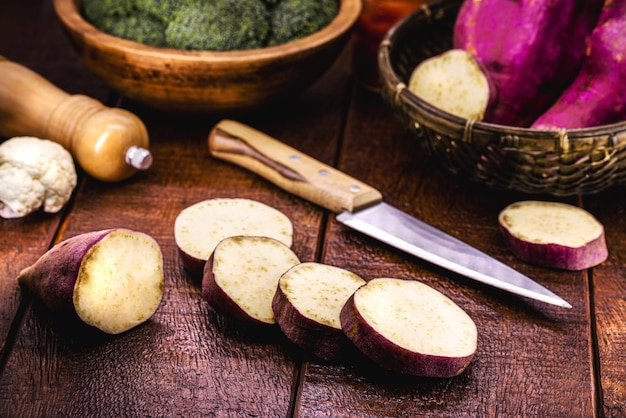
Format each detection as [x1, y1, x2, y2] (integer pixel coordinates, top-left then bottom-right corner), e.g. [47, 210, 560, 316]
[378, 0, 626, 196]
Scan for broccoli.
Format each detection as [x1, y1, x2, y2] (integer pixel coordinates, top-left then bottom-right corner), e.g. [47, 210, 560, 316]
[133, 0, 190, 22]
[105, 12, 168, 47]
[81, 0, 339, 51]
[268, 0, 339, 46]
[82, 0, 167, 46]
[164, 0, 270, 51]
[82, 0, 135, 30]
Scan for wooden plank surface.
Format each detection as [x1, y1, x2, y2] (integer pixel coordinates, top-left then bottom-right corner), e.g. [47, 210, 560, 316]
[0, 0, 110, 358]
[586, 190, 626, 418]
[0, 2, 352, 413]
[301, 85, 596, 418]
[1, 1, 625, 417]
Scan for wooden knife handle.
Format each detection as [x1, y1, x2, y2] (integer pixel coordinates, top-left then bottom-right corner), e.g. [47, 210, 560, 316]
[208, 119, 382, 213]
[0, 56, 152, 182]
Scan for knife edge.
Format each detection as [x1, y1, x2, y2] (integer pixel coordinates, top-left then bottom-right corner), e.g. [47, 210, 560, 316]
[209, 120, 572, 309]
[337, 205, 572, 309]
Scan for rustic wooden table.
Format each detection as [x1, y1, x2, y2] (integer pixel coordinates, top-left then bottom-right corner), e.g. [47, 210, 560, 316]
[1, 1, 625, 417]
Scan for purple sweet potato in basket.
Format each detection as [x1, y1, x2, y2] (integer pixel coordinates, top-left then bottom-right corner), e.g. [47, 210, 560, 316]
[454, 0, 604, 126]
[408, 0, 603, 127]
[532, 0, 626, 129]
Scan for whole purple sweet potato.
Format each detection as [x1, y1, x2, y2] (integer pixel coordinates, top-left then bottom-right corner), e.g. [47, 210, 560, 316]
[17, 229, 164, 334]
[532, 0, 626, 129]
[453, 0, 603, 127]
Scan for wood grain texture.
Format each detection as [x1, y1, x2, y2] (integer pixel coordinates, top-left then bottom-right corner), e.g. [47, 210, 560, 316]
[586, 189, 626, 418]
[0, 23, 352, 415]
[309, 87, 595, 417]
[0, 0, 109, 359]
[1, 0, 624, 416]
[1, 112, 301, 417]
[208, 119, 383, 213]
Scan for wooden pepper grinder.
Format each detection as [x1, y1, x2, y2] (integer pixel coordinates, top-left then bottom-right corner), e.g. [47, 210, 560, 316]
[0, 56, 152, 182]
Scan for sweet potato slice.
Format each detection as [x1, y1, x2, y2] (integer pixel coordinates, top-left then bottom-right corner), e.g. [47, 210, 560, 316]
[17, 229, 164, 334]
[498, 200, 608, 270]
[272, 262, 366, 362]
[202, 235, 300, 326]
[174, 198, 293, 277]
[408, 49, 491, 121]
[340, 278, 477, 377]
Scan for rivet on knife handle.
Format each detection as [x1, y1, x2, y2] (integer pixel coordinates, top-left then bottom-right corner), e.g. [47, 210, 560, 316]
[208, 119, 383, 213]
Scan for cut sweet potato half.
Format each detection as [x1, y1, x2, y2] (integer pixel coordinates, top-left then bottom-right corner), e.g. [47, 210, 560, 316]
[408, 49, 491, 121]
[17, 229, 164, 334]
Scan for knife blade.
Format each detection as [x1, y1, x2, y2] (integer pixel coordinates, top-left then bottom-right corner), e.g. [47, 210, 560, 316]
[208, 119, 572, 309]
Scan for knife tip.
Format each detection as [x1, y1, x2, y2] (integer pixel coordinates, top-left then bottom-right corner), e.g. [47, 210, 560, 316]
[552, 299, 572, 309]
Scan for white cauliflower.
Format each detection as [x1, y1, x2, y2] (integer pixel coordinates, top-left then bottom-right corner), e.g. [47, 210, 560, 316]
[0, 136, 77, 219]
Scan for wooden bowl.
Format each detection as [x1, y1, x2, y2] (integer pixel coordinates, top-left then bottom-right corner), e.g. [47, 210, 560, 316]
[53, 0, 361, 114]
[378, 0, 626, 196]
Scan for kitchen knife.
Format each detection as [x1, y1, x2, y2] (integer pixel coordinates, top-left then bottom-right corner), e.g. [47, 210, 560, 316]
[208, 119, 572, 309]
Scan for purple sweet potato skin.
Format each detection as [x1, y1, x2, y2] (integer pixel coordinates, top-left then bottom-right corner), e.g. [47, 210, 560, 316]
[272, 285, 352, 363]
[454, 0, 603, 127]
[178, 247, 206, 279]
[499, 226, 608, 271]
[532, 0, 626, 129]
[202, 252, 273, 327]
[340, 294, 474, 378]
[16, 229, 113, 316]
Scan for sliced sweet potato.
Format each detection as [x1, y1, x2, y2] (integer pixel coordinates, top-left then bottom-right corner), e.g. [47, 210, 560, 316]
[17, 229, 164, 334]
[408, 49, 492, 121]
[272, 262, 366, 362]
[498, 200, 608, 270]
[340, 278, 477, 377]
[202, 235, 300, 326]
[174, 198, 293, 277]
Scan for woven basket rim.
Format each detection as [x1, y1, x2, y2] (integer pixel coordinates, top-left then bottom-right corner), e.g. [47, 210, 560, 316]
[375, 0, 626, 195]
[378, 0, 626, 141]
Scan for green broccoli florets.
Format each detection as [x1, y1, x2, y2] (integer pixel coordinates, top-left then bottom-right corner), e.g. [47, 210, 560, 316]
[164, 0, 270, 51]
[105, 12, 168, 47]
[82, 0, 135, 29]
[268, 0, 338, 46]
[133, 0, 190, 22]
[82, 0, 168, 46]
[81, 0, 339, 51]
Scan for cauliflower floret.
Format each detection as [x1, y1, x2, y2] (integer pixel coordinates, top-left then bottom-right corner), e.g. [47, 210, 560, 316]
[0, 164, 45, 218]
[0, 137, 77, 219]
